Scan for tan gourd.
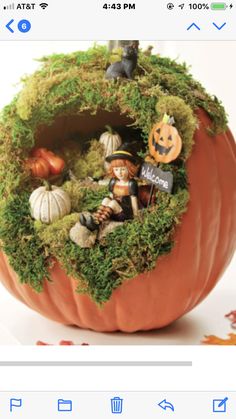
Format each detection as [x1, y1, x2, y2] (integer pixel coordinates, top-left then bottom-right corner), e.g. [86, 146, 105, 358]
[29, 182, 71, 224]
[99, 125, 122, 168]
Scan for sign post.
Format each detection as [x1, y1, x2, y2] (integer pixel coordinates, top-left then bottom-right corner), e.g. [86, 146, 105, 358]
[139, 162, 173, 205]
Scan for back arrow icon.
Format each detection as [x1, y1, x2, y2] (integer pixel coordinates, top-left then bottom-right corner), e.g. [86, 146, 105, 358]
[158, 399, 175, 411]
[6, 19, 14, 33]
[187, 22, 201, 31]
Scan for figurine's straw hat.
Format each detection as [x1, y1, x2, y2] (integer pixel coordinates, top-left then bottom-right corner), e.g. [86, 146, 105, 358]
[105, 144, 138, 165]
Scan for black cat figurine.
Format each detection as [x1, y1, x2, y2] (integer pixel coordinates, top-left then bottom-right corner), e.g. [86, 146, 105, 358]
[105, 45, 138, 80]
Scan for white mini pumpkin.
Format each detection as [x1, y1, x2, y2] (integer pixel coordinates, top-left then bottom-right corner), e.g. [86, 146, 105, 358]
[29, 183, 71, 224]
[99, 125, 122, 168]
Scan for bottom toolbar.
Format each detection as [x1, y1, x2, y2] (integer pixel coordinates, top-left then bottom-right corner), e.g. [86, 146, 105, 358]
[0, 392, 235, 418]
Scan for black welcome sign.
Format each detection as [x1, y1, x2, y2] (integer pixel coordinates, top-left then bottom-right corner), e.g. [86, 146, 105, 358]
[139, 162, 173, 193]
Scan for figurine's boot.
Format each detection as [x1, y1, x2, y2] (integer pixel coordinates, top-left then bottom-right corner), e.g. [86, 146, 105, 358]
[79, 213, 99, 231]
[81, 205, 113, 232]
[79, 213, 87, 227]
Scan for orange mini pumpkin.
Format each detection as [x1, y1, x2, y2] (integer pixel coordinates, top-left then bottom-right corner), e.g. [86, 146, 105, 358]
[31, 147, 65, 175]
[148, 114, 182, 163]
[25, 157, 50, 179]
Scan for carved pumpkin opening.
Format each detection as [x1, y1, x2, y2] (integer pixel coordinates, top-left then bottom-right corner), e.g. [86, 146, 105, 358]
[35, 110, 139, 149]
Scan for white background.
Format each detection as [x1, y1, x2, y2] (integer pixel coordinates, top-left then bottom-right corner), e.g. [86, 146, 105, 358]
[0, 41, 235, 345]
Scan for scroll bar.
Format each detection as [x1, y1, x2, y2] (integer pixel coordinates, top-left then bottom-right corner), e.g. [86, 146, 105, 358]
[0, 361, 192, 367]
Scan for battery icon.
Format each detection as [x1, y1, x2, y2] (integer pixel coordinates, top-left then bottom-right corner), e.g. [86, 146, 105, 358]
[211, 2, 227, 10]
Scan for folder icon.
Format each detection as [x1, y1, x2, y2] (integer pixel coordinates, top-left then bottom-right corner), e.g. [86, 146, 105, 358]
[58, 399, 73, 412]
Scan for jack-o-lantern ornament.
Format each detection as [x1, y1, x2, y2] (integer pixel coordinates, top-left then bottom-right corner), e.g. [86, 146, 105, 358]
[148, 114, 182, 163]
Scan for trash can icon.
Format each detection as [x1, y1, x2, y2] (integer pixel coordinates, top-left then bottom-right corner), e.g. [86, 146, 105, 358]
[111, 397, 123, 414]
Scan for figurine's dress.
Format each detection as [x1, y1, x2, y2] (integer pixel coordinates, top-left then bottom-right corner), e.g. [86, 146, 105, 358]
[108, 177, 139, 221]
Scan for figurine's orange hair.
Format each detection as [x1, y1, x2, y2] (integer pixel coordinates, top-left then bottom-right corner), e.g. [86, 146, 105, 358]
[108, 159, 139, 179]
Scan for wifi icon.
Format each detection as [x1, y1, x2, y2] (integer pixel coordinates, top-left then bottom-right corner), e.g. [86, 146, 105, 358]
[39, 2, 48, 9]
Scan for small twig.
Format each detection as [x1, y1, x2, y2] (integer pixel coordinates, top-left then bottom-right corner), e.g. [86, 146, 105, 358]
[137, 63, 149, 75]
[68, 169, 78, 182]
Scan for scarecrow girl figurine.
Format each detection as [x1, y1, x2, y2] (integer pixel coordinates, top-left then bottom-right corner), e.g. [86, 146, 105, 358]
[80, 146, 140, 231]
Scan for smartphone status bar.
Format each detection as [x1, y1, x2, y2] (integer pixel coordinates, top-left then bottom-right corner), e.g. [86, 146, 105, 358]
[0, 0, 236, 40]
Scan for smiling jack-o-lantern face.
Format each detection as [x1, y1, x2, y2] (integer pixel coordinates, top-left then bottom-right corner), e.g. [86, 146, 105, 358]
[148, 120, 182, 164]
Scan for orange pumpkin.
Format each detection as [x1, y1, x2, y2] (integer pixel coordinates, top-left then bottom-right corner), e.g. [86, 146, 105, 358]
[25, 157, 50, 179]
[1, 110, 236, 332]
[31, 147, 49, 158]
[148, 116, 182, 163]
[31, 147, 65, 175]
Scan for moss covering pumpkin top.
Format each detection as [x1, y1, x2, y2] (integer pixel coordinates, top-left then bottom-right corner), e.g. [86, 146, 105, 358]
[0, 46, 228, 304]
[0, 45, 227, 198]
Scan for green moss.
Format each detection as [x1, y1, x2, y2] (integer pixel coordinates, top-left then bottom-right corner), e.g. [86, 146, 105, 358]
[62, 181, 107, 213]
[55, 140, 82, 166]
[35, 213, 82, 247]
[11, 117, 35, 148]
[72, 139, 105, 180]
[0, 193, 50, 291]
[34, 187, 189, 303]
[8, 46, 227, 148]
[0, 45, 229, 304]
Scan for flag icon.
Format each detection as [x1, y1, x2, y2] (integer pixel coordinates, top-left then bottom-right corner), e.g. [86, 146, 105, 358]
[10, 398, 22, 412]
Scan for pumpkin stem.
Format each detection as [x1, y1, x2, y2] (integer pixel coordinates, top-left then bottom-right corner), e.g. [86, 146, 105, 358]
[162, 113, 175, 126]
[43, 180, 52, 191]
[105, 125, 116, 135]
[162, 113, 170, 124]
